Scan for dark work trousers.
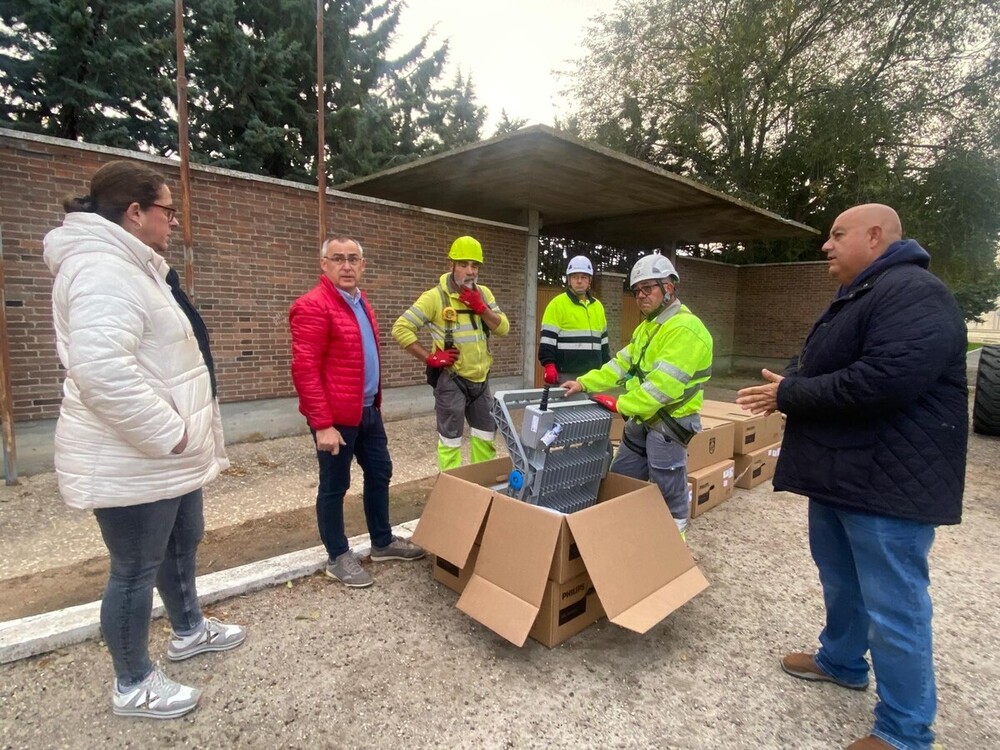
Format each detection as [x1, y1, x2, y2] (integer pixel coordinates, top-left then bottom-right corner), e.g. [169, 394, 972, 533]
[313, 406, 394, 559]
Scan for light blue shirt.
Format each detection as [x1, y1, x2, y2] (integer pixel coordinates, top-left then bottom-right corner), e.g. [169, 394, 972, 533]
[337, 287, 379, 406]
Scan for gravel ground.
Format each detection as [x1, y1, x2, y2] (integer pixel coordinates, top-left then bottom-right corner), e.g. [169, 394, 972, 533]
[1, 410, 998, 748]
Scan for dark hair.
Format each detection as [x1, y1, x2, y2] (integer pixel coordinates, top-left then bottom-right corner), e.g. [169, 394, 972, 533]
[62, 161, 166, 225]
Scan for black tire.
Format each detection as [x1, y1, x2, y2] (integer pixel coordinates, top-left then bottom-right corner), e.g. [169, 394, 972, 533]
[973, 345, 1000, 436]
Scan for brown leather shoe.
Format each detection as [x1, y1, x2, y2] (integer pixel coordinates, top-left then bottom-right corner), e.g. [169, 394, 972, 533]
[780, 652, 870, 690]
[846, 736, 894, 749]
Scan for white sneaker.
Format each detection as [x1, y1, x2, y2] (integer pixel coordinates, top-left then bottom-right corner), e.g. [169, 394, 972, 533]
[167, 617, 246, 662]
[112, 666, 201, 719]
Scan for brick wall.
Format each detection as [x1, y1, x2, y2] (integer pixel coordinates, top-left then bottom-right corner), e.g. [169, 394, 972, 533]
[592, 271, 626, 353]
[0, 129, 832, 423]
[734, 261, 835, 366]
[0, 131, 526, 421]
[675, 257, 738, 370]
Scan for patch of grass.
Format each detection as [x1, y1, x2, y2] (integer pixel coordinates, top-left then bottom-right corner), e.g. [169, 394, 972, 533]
[968, 342, 984, 352]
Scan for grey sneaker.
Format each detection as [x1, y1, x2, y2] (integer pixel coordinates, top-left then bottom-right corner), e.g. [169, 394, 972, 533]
[167, 617, 246, 662]
[370, 535, 425, 562]
[325, 551, 374, 588]
[112, 665, 201, 719]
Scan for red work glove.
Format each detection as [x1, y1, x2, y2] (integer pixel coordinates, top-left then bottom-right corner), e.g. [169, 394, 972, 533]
[426, 348, 459, 368]
[590, 394, 618, 413]
[458, 286, 488, 315]
[543, 363, 559, 385]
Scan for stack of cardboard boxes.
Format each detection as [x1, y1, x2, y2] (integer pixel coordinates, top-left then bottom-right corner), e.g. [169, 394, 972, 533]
[612, 400, 786, 519]
[698, 399, 784, 493]
[685, 416, 737, 518]
[412, 458, 708, 648]
[412, 399, 783, 649]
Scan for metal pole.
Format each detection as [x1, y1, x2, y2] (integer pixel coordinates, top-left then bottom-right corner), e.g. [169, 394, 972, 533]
[522, 209, 540, 388]
[175, 0, 195, 296]
[316, 0, 327, 245]
[0, 227, 19, 485]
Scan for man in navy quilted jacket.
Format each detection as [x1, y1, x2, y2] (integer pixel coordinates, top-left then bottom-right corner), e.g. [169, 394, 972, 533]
[737, 204, 967, 750]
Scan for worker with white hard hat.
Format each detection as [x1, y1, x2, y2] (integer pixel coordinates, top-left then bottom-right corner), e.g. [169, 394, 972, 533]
[563, 252, 713, 537]
[538, 255, 610, 385]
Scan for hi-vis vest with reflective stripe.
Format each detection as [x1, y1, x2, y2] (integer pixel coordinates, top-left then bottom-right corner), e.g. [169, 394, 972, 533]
[392, 273, 510, 384]
[538, 291, 610, 376]
[577, 300, 712, 422]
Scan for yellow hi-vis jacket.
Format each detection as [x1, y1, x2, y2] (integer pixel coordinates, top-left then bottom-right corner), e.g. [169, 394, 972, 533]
[392, 273, 510, 384]
[578, 300, 712, 422]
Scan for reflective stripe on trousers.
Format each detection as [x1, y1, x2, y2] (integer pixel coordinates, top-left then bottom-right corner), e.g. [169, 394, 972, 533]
[434, 371, 496, 471]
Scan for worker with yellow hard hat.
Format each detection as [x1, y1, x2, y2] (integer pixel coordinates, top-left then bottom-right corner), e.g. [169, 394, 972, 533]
[392, 236, 510, 470]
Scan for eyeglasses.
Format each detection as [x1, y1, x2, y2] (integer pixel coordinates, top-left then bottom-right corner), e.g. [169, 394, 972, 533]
[631, 283, 660, 298]
[324, 254, 363, 266]
[151, 203, 178, 221]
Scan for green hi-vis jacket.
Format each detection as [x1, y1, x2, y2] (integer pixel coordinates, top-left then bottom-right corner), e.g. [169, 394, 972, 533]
[578, 299, 713, 422]
[392, 273, 510, 384]
[538, 290, 611, 376]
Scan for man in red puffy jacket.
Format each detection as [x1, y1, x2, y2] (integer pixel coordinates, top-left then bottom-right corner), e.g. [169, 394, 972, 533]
[289, 236, 424, 588]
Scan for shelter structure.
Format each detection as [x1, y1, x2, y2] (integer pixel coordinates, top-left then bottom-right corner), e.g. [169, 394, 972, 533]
[340, 125, 817, 381]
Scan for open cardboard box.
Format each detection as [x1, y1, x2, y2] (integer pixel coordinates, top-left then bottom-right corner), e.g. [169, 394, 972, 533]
[412, 457, 708, 647]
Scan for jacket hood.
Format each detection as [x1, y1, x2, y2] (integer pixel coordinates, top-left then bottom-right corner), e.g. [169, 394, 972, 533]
[43, 212, 169, 281]
[842, 238, 930, 295]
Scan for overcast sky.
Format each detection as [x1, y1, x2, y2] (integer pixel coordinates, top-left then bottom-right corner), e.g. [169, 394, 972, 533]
[390, 0, 615, 133]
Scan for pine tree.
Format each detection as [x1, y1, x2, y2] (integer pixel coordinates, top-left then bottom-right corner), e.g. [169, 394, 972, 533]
[0, 0, 177, 153]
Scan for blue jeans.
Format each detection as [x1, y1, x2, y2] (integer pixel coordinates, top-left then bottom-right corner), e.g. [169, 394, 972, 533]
[808, 500, 937, 750]
[314, 406, 393, 559]
[94, 490, 205, 686]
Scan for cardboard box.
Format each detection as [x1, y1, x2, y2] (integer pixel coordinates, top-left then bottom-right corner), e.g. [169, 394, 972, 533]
[413, 457, 709, 647]
[686, 416, 735, 473]
[549, 523, 585, 584]
[528, 572, 606, 647]
[699, 400, 768, 455]
[762, 412, 785, 446]
[432, 544, 481, 594]
[733, 442, 781, 489]
[687, 459, 736, 518]
[410, 461, 495, 573]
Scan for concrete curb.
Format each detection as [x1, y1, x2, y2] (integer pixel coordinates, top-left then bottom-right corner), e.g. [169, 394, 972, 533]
[0, 520, 419, 665]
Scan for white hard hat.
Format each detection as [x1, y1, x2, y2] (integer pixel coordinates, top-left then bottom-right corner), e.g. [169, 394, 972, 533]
[630, 254, 679, 287]
[566, 255, 594, 277]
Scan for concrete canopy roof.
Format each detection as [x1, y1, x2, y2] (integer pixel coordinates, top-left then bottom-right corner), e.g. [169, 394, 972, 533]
[337, 125, 818, 245]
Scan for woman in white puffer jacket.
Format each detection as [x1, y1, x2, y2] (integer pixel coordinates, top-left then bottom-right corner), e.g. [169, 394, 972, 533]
[43, 161, 246, 719]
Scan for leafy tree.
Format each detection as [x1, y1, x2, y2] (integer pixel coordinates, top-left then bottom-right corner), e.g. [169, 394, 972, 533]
[0, 0, 176, 153]
[568, 0, 1000, 317]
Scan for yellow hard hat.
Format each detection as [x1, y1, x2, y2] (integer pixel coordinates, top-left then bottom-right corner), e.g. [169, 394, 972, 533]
[448, 236, 484, 264]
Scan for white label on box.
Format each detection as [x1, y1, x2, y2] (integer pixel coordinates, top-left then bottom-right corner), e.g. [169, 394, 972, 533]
[530, 414, 539, 432]
[723, 467, 734, 478]
[768, 448, 781, 458]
